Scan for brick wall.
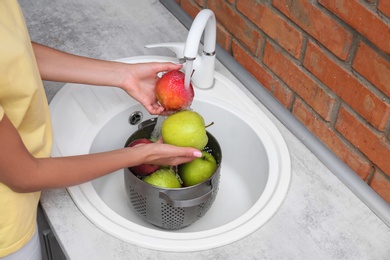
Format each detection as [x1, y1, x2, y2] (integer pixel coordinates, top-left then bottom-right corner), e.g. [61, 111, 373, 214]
[177, 0, 390, 203]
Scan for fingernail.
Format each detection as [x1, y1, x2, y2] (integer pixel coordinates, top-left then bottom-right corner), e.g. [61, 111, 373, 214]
[193, 151, 202, 157]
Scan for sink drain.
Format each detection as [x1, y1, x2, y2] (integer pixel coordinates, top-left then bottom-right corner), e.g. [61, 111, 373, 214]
[128, 111, 143, 125]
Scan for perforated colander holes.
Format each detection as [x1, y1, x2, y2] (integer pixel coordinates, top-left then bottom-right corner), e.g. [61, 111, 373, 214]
[161, 203, 185, 229]
[197, 202, 209, 219]
[196, 187, 219, 219]
[129, 189, 147, 217]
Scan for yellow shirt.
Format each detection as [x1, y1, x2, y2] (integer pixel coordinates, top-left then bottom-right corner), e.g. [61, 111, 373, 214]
[0, 0, 53, 257]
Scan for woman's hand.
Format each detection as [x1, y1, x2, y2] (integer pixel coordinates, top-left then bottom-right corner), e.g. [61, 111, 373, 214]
[126, 140, 202, 167]
[32, 42, 182, 115]
[0, 114, 200, 193]
[118, 62, 182, 115]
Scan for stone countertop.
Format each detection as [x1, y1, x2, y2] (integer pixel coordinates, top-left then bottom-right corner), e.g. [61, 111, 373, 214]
[19, 0, 390, 259]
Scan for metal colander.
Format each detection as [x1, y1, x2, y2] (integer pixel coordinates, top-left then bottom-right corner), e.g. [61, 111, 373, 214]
[123, 121, 222, 230]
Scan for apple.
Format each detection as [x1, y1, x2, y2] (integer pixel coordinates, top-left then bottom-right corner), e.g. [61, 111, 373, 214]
[143, 168, 182, 188]
[127, 138, 160, 176]
[161, 110, 208, 150]
[155, 70, 194, 111]
[178, 151, 217, 187]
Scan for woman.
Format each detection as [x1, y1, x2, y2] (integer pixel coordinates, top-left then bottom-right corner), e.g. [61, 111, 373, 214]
[0, 0, 201, 259]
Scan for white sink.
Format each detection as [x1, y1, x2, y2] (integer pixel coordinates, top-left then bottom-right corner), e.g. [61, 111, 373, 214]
[49, 56, 291, 252]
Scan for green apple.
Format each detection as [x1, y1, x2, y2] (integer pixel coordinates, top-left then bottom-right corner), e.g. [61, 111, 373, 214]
[143, 168, 181, 188]
[178, 151, 217, 187]
[161, 110, 208, 150]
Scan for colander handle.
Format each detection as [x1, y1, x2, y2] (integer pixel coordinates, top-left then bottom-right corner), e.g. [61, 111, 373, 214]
[159, 180, 214, 207]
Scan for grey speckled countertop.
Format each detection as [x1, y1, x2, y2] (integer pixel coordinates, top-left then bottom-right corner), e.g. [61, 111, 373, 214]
[19, 0, 390, 259]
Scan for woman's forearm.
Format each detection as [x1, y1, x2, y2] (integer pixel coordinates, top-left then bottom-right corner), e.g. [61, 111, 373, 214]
[29, 148, 141, 192]
[31, 42, 183, 115]
[0, 115, 200, 193]
[32, 42, 124, 87]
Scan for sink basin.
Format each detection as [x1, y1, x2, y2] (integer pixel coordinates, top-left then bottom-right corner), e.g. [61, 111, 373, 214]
[49, 56, 291, 252]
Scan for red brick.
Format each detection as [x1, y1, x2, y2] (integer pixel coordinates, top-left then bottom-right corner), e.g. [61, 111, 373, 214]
[293, 99, 372, 179]
[216, 24, 231, 53]
[232, 40, 293, 108]
[263, 40, 335, 120]
[237, 0, 303, 59]
[335, 107, 390, 175]
[273, 0, 352, 60]
[319, 0, 390, 54]
[207, 1, 262, 56]
[378, 0, 390, 18]
[369, 170, 390, 203]
[353, 42, 390, 98]
[180, 0, 202, 19]
[194, 0, 205, 7]
[304, 41, 390, 130]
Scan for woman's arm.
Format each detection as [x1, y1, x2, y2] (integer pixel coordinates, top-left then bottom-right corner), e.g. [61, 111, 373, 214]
[31, 42, 181, 114]
[1, 43, 199, 193]
[0, 114, 201, 193]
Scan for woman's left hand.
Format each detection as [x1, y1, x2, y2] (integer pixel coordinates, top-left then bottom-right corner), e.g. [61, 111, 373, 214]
[32, 42, 181, 115]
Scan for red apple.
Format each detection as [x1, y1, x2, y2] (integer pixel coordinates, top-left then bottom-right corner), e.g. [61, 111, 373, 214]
[127, 138, 160, 176]
[155, 70, 194, 111]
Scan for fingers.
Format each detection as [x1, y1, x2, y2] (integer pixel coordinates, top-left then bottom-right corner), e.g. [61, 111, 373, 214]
[174, 149, 202, 164]
[146, 104, 164, 115]
[192, 150, 202, 158]
[150, 138, 201, 158]
[148, 143, 202, 165]
[155, 138, 163, 144]
[130, 62, 182, 115]
[163, 62, 182, 70]
[153, 62, 182, 74]
[170, 147, 203, 161]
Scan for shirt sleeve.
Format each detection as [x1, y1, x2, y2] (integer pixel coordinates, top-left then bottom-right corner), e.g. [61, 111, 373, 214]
[0, 105, 4, 121]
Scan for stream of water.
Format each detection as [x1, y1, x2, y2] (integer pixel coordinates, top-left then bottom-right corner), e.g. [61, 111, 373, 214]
[184, 60, 193, 90]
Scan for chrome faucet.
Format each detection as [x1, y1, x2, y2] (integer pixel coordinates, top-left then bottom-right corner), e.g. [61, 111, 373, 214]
[145, 9, 216, 89]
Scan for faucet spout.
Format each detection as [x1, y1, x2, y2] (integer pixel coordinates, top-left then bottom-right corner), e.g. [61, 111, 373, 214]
[184, 9, 216, 59]
[184, 9, 216, 89]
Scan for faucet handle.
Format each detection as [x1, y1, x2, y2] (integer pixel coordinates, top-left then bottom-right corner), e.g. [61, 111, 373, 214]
[145, 42, 185, 59]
